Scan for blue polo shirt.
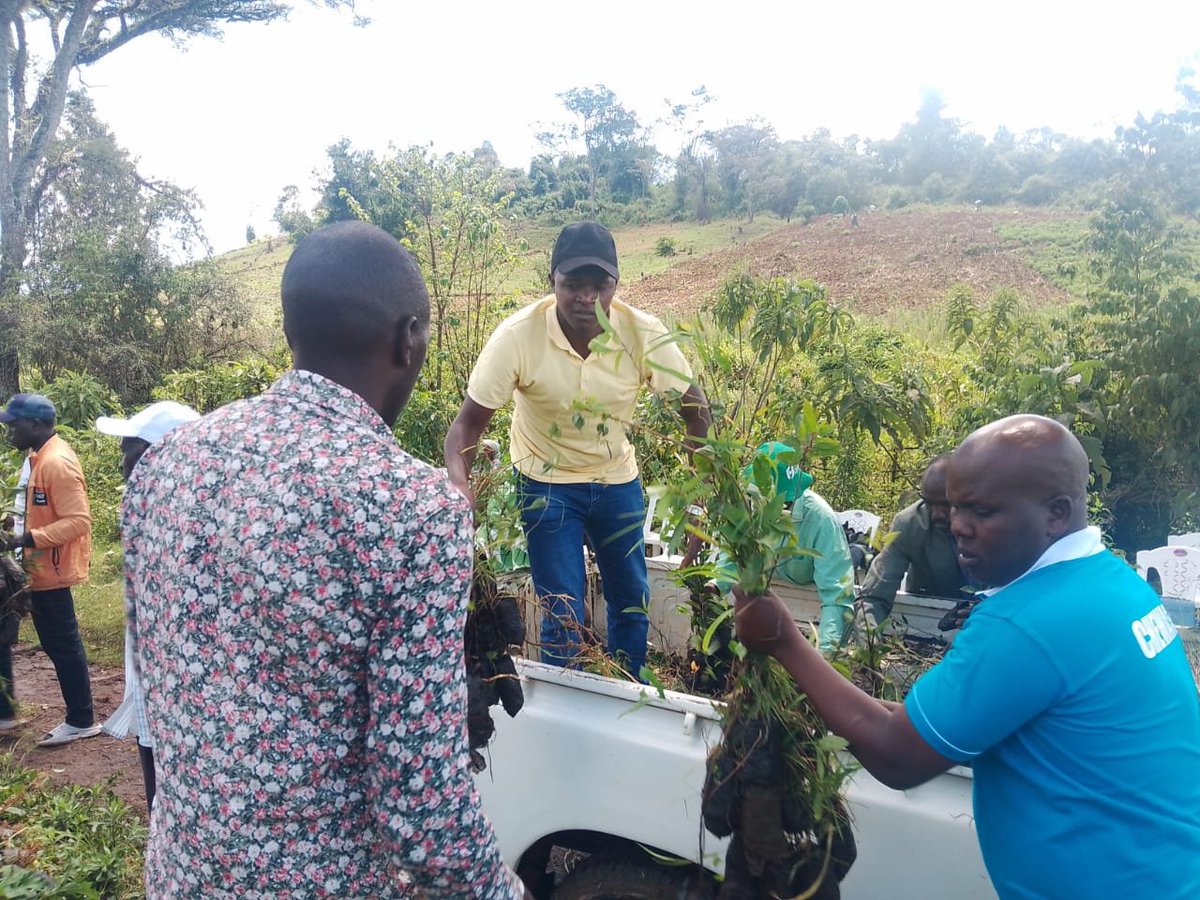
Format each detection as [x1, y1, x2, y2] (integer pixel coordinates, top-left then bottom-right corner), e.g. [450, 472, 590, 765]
[906, 532, 1200, 899]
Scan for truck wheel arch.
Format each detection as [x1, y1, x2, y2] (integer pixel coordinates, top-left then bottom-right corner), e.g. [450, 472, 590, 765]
[553, 855, 711, 899]
[516, 830, 716, 900]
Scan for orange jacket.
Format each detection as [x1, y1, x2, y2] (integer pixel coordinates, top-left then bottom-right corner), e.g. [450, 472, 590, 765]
[24, 434, 92, 590]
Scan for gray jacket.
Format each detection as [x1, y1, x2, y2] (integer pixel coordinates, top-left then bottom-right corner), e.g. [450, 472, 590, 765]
[858, 500, 969, 626]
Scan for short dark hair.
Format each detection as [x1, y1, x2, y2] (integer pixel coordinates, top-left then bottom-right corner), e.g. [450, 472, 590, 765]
[926, 453, 951, 471]
[281, 221, 429, 363]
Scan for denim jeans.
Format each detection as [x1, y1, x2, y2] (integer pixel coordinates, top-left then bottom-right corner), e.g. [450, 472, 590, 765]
[517, 474, 651, 676]
[29, 588, 95, 727]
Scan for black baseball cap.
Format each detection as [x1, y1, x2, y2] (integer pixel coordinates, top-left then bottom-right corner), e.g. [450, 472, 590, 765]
[0, 393, 56, 424]
[550, 222, 619, 281]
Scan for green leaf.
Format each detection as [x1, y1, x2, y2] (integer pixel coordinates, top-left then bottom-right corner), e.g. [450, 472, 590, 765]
[639, 666, 668, 699]
[635, 844, 691, 866]
[700, 606, 735, 654]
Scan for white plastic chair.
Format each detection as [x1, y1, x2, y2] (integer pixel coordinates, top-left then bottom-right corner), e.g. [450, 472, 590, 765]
[643, 485, 669, 557]
[1137, 545, 1200, 602]
[835, 509, 881, 545]
[1168, 532, 1200, 550]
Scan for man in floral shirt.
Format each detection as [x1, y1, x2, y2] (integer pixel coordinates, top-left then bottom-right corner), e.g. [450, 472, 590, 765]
[122, 221, 528, 899]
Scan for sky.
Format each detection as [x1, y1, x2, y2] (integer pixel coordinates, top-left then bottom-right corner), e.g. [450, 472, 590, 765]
[77, 0, 1200, 256]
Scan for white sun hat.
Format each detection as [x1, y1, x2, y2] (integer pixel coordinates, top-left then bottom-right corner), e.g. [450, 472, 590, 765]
[95, 400, 200, 445]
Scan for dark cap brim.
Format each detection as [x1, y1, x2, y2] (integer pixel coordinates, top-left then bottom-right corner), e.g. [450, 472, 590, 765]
[0, 411, 15, 423]
[555, 256, 619, 280]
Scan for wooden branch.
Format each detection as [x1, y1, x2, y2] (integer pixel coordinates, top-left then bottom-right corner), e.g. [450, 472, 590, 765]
[0, 10, 16, 239]
[10, 13, 26, 127]
[76, 2, 291, 66]
[14, 3, 94, 207]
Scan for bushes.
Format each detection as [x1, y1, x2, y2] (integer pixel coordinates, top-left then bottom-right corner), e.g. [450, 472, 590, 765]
[0, 753, 147, 899]
[393, 383, 465, 465]
[1016, 174, 1061, 206]
[921, 173, 949, 203]
[57, 426, 124, 551]
[154, 356, 284, 413]
[40, 371, 121, 431]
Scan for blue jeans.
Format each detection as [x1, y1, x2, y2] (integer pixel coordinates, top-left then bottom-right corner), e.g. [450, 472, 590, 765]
[517, 475, 650, 676]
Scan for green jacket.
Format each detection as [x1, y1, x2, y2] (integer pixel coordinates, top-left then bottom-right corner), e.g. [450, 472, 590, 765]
[715, 489, 855, 651]
[858, 500, 970, 627]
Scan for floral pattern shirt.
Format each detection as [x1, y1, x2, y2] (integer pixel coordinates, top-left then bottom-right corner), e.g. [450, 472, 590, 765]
[122, 370, 523, 899]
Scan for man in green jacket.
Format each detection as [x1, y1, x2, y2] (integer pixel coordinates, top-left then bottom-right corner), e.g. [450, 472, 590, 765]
[858, 455, 973, 629]
[713, 441, 855, 652]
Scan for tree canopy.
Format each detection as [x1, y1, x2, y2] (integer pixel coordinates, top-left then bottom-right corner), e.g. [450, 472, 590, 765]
[0, 0, 359, 397]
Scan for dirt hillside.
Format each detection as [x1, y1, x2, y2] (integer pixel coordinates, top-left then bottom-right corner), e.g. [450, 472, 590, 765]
[620, 207, 1074, 318]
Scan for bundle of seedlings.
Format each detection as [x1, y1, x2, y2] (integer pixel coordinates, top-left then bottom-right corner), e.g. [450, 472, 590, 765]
[845, 622, 948, 702]
[703, 658, 857, 899]
[463, 454, 529, 770]
[666, 420, 858, 899]
[671, 568, 737, 697]
[464, 563, 526, 768]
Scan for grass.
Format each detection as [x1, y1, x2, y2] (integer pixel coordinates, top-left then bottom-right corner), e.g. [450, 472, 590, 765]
[18, 551, 126, 670]
[215, 236, 292, 314]
[992, 216, 1094, 298]
[0, 752, 147, 898]
[994, 211, 1200, 300]
[878, 303, 953, 340]
[221, 216, 796, 322]
[489, 215, 793, 297]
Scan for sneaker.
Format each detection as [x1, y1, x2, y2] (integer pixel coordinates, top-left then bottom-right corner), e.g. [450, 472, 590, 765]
[0, 718, 19, 732]
[35, 722, 102, 747]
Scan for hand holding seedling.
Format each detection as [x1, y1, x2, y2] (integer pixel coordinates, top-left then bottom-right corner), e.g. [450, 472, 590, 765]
[731, 586, 798, 657]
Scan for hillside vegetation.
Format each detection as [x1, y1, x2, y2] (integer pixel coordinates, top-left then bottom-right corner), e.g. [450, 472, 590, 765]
[222, 206, 1084, 324]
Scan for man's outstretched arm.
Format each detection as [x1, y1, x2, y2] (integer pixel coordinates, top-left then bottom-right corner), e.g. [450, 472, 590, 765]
[734, 587, 956, 789]
[444, 397, 497, 507]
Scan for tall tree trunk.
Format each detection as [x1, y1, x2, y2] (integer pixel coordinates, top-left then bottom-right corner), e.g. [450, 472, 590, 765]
[0, 187, 21, 395]
[0, 257, 22, 398]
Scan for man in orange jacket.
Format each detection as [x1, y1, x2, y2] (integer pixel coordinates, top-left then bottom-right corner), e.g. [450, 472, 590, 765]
[1, 394, 98, 746]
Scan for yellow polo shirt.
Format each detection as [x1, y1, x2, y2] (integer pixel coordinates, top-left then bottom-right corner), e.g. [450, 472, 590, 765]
[467, 295, 693, 484]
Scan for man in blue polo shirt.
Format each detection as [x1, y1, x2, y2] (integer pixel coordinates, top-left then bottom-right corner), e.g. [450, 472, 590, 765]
[732, 415, 1200, 899]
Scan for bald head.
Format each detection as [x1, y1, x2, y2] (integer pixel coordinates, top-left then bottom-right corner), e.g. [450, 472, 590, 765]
[947, 415, 1092, 587]
[956, 415, 1090, 509]
[282, 221, 429, 365]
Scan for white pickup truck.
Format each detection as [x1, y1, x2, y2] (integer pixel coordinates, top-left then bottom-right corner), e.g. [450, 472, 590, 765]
[475, 660, 995, 899]
[473, 567, 999, 899]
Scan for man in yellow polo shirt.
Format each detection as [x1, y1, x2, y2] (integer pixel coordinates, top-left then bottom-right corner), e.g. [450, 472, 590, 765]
[446, 222, 710, 675]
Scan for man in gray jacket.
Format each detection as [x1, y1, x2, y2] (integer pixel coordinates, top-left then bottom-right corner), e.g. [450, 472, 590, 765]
[858, 455, 972, 628]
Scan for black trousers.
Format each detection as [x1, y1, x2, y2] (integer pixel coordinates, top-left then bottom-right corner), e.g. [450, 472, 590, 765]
[29, 587, 94, 727]
[0, 623, 15, 720]
[138, 743, 157, 811]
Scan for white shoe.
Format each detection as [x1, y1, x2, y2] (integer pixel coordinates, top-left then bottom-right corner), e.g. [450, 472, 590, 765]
[0, 718, 19, 732]
[36, 721, 102, 746]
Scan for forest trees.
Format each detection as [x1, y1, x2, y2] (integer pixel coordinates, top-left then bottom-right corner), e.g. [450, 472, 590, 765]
[0, 0, 358, 397]
[336, 145, 521, 393]
[17, 93, 251, 402]
[1085, 192, 1200, 549]
[536, 84, 659, 215]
